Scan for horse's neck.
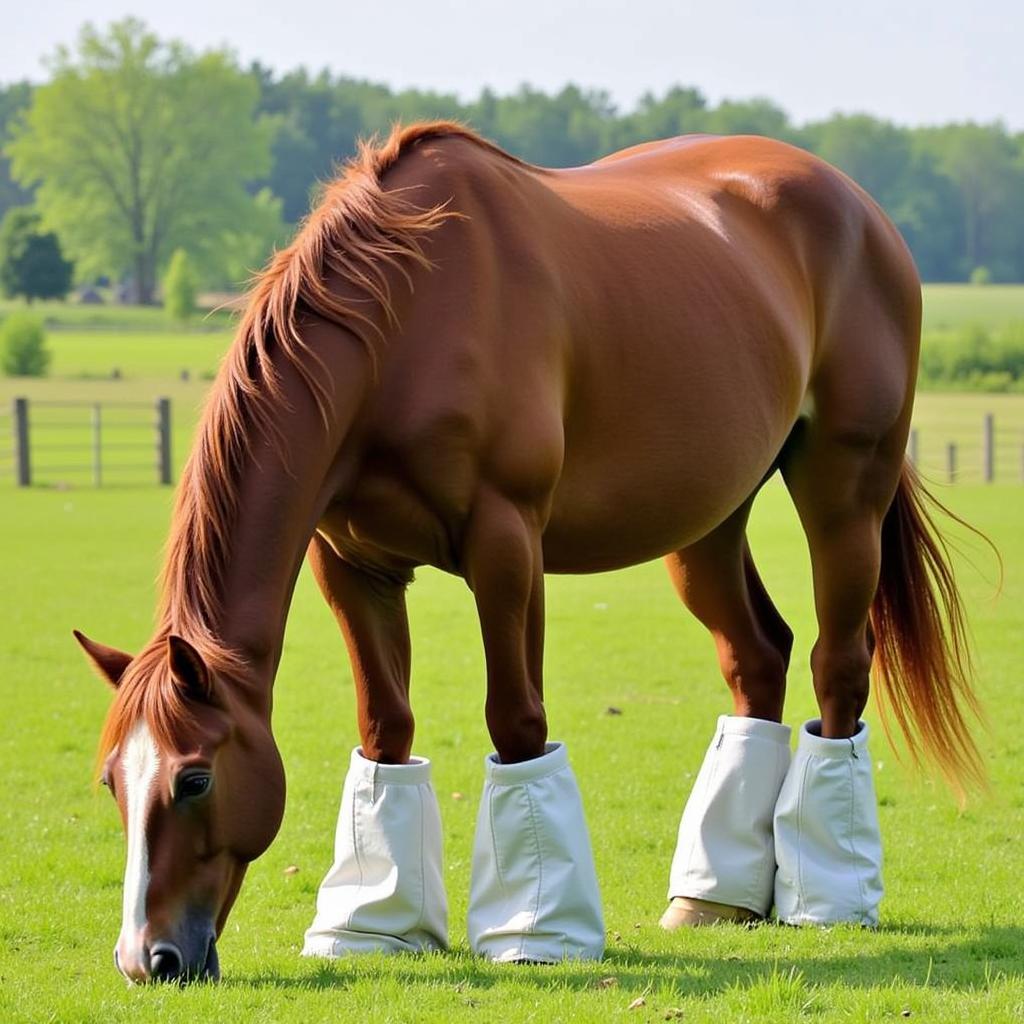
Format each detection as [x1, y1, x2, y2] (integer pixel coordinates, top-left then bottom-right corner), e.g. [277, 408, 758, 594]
[171, 335, 371, 694]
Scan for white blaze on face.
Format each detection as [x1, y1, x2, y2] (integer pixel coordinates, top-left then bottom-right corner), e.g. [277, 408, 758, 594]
[120, 720, 160, 955]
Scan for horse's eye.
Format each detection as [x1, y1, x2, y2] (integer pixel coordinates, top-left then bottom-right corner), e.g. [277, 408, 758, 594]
[175, 772, 212, 801]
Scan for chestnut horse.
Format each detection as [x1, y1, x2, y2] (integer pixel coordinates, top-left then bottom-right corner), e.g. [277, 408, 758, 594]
[77, 122, 980, 982]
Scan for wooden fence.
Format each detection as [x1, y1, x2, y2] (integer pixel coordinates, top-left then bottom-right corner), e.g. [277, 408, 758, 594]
[906, 412, 1024, 483]
[0, 397, 172, 487]
[0, 398, 1020, 488]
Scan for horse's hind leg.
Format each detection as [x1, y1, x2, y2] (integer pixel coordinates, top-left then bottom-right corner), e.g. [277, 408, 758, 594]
[772, 405, 909, 926]
[666, 495, 793, 721]
[462, 485, 604, 963]
[301, 534, 447, 958]
[661, 496, 795, 928]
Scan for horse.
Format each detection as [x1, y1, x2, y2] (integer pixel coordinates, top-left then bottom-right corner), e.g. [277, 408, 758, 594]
[76, 121, 981, 982]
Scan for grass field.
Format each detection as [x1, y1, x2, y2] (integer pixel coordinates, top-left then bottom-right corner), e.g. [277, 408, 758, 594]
[0, 481, 1021, 1023]
[1, 298, 1023, 1022]
[920, 284, 1024, 332]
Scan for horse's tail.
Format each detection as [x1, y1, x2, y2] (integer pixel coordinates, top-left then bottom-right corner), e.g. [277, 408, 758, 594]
[869, 460, 987, 801]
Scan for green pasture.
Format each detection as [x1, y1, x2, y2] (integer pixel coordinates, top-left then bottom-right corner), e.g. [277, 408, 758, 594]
[0, 297, 236, 333]
[1, 298, 1023, 1022]
[921, 284, 1024, 332]
[1, 478, 1021, 1023]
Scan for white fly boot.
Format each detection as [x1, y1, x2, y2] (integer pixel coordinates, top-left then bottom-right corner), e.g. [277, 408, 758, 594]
[302, 748, 447, 956]
[468, 742, 605, 962]
[773, 719, 883, 926]
[663, 715, 792, 927]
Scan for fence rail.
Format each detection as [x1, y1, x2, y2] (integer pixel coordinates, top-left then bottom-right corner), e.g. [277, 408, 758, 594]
[2, 397, 172, 487]
[906, 412, 1024, 484]
[1, 397, 1021, 488]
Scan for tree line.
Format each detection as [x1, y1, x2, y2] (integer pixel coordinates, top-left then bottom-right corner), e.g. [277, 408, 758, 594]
[2, 19, 1023, 304]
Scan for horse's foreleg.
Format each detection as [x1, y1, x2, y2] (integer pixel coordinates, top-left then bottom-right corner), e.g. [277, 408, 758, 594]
[463, 485, 604, 962]
[661, 496, 794, 928]
[306, 532, 414, 762]
[463, 486, 547, 762]
[301, 533, 447, 958]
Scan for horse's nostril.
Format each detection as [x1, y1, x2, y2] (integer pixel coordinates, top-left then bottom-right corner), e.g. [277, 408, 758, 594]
[149, 943, 183, 981]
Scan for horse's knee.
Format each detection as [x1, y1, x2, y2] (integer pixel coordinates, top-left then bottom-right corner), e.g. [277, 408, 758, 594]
[810, 639, 871, 735]
[486, 698, 548, 764]
[360, 702, 415, 764]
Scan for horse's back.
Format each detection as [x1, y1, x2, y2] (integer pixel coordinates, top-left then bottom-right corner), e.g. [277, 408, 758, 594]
[363, 129, 921, 574]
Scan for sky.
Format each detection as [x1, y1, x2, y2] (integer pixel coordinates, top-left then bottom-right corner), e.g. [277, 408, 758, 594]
[3, 0, 1022, 129]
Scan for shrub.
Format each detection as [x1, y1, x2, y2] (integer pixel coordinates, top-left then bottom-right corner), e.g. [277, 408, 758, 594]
[0, 206, 74, 303]
[1, 313, 51, 377]
[969, 265, 992, 286]
[163, 249, 197, 322]
[918, 321, 1024, 391]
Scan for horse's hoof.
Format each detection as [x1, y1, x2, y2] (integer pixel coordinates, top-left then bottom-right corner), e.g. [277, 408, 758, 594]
[659, 897, 761, 930]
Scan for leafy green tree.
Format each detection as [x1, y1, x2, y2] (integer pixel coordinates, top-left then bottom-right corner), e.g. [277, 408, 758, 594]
[0, 206, 73, 301]
[610, 87, 709, 150]
[0, 83, 33, 219]
[250, 64, 463, 221]
[163, 248, 197, 321]
[916, 124, 1024, 280]
[1, 312, 50, 376]
[705, 98, 793, 140]
[8, 19, 279, 303]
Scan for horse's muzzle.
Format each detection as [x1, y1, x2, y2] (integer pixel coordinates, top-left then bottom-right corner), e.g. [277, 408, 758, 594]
[115, 922, 219, 984]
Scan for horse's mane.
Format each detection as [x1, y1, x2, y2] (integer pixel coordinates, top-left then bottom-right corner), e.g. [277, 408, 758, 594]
[98, 121, 521, 765]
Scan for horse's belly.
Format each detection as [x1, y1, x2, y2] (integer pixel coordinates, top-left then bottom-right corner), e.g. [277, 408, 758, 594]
[542, 413, 789, 573]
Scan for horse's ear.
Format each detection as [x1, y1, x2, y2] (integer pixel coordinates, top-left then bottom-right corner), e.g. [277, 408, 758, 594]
[73, 630, 133, 689]
[167, 635, 216, 704]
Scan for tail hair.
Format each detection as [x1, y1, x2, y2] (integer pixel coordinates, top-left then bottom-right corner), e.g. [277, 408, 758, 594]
[869, 460, 990, 802]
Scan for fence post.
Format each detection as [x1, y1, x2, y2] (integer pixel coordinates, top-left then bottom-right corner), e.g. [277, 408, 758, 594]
[982, 413, 994, 483]
[156, 397, 172, 486]
[92, 403, 103, 487]
[13, 397, 30, 487]
[946, 442, 957, 484]
[908, 428, 919, 468]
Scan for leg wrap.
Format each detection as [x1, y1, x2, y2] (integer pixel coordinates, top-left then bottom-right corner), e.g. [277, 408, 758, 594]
[468, 742, 605, 962]
[773, 719, 883, 926]
[302, 748, 447, 956]
[667, 715, 792, 917]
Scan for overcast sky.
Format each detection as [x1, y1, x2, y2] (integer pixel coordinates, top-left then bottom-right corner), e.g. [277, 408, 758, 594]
[3, 0, 1022, 129]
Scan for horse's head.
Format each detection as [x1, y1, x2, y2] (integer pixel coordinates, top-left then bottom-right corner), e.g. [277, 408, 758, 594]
[76, 630, 285, 984]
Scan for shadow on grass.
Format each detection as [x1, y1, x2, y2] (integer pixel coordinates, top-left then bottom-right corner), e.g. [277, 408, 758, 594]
[228, 922, 1024, 997]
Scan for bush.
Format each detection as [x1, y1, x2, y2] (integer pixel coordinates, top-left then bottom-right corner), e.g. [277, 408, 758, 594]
[0, 206, 74, 302]
[918, 321, 1024, 391]
[969, 266, 992, 286]
[1, 313, 51, 376]
[163, 249, 197, 322]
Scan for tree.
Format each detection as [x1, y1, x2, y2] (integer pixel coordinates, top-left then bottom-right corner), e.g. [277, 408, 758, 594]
[0, 83, 33, 219]
[0, 206, 73, 301]
[163, 248, 197, 321]
[916, 124, 1024, 280]
[1, 312, 50, 376]
[7, 19, 279, 303]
